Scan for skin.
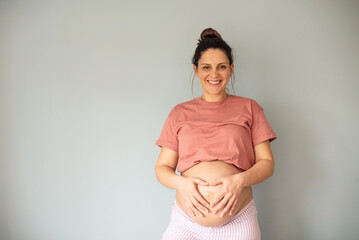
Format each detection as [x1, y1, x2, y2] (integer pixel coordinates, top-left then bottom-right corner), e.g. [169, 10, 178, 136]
[155, 48, 275, 220]
[193, 48, 234, 102]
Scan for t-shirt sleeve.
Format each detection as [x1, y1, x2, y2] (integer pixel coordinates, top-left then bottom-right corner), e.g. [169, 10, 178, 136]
[251, 100, 277, 147]
[155, 106, 178, 152]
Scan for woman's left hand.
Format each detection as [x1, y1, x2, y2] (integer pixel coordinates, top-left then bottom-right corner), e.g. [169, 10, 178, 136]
[208, 173, 245, 217]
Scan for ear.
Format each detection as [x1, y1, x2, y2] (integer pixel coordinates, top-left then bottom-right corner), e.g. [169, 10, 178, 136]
[193, 64, 199, 78]
[230, 63, 234, 76]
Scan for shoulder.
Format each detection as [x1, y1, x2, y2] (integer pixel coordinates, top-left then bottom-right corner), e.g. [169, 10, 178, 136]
[163, 98, 197, 120]
[230, 94, 257, 103]
[229, 95, 263, 114]
[177, 97, 197, 106]
[230, 95, 252, 103]
[172, 98, 198, 111]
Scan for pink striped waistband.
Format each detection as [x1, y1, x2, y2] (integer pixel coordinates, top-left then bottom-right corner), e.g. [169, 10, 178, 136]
[172, 199, 258, 228]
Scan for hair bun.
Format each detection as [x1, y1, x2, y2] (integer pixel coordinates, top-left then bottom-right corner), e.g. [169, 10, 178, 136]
[200, 28, 222, 41]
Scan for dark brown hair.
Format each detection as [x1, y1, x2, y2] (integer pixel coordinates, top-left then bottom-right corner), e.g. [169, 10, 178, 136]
[192, 28, 233, 67]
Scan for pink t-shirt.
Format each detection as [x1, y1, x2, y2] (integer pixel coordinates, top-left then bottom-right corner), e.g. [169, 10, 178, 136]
[155, 94, 277, 174]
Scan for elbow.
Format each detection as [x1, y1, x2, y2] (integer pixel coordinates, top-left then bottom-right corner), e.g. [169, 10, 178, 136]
[262, 158, 274, 178]
[269, 160, 275, 177]
[154, 163, 169, 183]
[154, 164, 161, 182]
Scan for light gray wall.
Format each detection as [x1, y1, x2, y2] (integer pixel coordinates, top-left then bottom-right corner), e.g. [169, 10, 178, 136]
[1, 1, 358, 239]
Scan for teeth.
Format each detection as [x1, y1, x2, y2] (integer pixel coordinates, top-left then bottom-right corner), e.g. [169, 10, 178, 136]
[208, 80, 221, 84]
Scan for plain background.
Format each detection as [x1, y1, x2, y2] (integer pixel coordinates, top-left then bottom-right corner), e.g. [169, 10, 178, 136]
[1, 0, 359, 239]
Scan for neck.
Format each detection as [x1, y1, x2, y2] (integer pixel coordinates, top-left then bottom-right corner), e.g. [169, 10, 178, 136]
[200, 93, 229, 102]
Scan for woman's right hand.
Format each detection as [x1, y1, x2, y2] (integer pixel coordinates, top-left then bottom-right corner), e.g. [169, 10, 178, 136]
[177, 176, 210, 217]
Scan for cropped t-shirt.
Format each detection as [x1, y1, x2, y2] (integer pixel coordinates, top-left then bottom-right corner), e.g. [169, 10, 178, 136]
[155, 94, 277, 174]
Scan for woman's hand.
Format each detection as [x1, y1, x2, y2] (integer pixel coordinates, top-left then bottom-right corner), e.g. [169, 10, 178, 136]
[177, 176, 210, 217]
[208, 173, 245, 217]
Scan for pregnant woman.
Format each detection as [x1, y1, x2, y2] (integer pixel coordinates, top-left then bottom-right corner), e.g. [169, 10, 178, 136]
[155, 28, 277, 240]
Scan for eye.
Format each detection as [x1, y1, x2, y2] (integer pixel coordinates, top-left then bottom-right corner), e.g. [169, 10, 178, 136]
[220, 65, 227, 69]
[202, 66, 210, 70]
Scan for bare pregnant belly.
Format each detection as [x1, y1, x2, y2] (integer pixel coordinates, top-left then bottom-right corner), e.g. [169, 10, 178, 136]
[175, 160, 253, 227]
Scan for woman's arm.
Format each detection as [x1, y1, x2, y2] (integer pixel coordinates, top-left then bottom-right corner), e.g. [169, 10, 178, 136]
[209, 140, 275, 216]
[154, 147, 183, 190]
[155, 147, 210, 217]
[240, 139, 275, 187]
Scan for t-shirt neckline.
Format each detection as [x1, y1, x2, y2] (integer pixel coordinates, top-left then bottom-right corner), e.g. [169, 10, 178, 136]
[194, 94, 233, 105]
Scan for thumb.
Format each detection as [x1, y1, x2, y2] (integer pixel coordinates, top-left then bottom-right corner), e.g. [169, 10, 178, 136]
[193, 178, 209, 186]
[209, 178, 223, 186]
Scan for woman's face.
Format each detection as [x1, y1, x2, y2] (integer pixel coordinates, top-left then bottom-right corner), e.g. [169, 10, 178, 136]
[194, 48, 234, 98]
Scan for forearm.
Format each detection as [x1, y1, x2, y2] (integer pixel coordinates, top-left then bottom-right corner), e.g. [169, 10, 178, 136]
[239, 159, 274, 188]
[155, 165, 184, 190]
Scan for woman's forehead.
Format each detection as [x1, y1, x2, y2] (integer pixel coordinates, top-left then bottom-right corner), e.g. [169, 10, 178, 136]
[199, 49, 229, 64]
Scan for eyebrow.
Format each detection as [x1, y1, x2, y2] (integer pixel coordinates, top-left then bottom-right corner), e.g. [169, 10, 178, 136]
[200, 62, 228, 65]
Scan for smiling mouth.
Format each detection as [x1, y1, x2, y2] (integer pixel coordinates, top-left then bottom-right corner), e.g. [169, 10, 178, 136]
[207, 80, 222, 85]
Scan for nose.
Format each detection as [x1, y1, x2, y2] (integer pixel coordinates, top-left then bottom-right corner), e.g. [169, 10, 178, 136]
[210, 69, 220, 78]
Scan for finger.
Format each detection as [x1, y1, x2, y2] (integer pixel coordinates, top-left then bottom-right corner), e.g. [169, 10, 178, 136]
[209, 178, 223, 186]
[210, 192, 225, 208]
[193, 190, 210, 208]
[191, 195, 208, 215]
[220, 197, 235, 217]
[229, 199, 237, 216]
[186, 202, 196, 217]
[213, 195, 230, 214]
[190, 200, 204, 217]
[193, 178, 208, 186]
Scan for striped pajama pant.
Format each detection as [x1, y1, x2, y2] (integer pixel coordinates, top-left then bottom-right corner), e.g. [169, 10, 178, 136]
[162, 199, 261, 240]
